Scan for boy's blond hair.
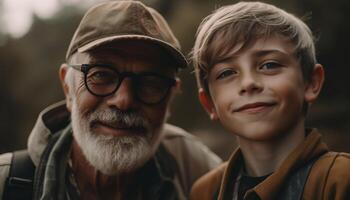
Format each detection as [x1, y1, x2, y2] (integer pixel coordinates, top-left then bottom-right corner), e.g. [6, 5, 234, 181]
[192, 1, 316, 94]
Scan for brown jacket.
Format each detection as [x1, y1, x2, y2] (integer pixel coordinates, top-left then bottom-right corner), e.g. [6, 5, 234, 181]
[190, 129, 350, 200]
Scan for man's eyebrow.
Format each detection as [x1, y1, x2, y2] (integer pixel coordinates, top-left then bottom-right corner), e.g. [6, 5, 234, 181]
[88, 57, 114, 65]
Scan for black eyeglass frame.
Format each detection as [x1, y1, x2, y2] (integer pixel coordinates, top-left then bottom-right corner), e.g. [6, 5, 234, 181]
[68, 63, 177, 105]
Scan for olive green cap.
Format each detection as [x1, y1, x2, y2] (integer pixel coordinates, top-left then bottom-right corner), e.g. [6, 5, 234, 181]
[66, 1, 187, 68]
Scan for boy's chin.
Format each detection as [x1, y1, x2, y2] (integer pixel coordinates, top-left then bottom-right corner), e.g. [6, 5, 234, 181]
[232, 124, 290, 142]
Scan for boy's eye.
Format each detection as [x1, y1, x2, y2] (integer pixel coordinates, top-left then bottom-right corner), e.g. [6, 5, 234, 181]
[259, 62, 282, 71]
[216, 69, 237, 80]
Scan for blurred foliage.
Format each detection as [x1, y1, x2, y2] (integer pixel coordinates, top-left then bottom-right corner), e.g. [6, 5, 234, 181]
[0, 0, 349, 158]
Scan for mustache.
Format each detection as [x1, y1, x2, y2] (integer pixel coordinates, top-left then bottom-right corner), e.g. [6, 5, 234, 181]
[88, 108, 150, 130]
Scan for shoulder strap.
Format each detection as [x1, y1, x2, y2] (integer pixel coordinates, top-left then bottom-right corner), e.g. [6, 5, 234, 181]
[3, 150, 35, 200]
[279, 158, 317, 200]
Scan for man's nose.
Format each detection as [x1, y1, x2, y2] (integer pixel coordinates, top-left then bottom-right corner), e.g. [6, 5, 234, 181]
[106, 78, 135, 110]
[239, 72, 263, 95]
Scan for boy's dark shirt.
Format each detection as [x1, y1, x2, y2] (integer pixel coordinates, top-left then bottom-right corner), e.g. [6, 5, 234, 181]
[237, 173, 269, 200]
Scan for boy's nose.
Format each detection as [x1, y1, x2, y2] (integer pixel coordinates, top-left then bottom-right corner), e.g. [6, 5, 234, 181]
[239, 72, 263, 95]
[106, 78, 136, 110]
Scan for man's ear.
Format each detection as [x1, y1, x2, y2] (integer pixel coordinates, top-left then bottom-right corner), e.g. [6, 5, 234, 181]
[198, 88, 218, 120]
[305, 64, 325, 103]
[59, 63, 73, 112]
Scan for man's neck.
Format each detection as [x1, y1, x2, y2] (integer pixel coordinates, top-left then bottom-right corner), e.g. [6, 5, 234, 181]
[70, 139, 135, 199]
[238, 120, 305, 177]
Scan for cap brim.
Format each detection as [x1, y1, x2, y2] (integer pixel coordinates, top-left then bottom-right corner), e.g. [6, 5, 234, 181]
[78, 35, 188, 68]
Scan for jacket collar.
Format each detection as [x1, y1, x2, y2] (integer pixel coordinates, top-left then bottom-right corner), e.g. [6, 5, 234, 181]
[27, 101, 179, 199]
[27, 101, 70, 166]
[218, 129, 329, 200]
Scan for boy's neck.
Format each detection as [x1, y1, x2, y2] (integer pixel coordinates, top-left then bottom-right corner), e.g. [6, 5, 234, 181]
[238, 119, 305, 177]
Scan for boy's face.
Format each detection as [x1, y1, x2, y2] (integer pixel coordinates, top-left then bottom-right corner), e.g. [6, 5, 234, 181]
[200, 35, 324, 141]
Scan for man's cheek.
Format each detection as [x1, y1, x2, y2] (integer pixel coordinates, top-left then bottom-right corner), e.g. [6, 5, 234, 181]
[76, 95, 102, 117]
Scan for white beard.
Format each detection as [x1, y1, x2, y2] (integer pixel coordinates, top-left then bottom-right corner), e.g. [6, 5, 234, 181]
[70, 99, 163, 175]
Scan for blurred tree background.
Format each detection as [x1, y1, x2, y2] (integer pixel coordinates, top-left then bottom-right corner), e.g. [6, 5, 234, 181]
[0, 0, 349, 159]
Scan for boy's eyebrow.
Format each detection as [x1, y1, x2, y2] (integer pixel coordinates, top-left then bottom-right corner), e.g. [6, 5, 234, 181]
[217, 49, 289, 64]
[252, 49, 289, 57]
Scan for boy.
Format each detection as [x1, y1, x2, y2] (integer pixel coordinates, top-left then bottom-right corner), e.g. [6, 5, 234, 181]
[190, 2, 350, 200]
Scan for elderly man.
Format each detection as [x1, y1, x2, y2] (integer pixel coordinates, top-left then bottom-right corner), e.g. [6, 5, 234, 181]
[0, 1, 221, 199]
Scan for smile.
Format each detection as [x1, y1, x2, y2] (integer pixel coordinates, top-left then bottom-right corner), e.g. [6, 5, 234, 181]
[234, 102, 276, 114]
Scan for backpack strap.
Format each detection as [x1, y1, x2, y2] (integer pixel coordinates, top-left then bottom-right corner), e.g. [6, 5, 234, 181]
[3, 150, 35, 200]
[279, 158, 317, 200]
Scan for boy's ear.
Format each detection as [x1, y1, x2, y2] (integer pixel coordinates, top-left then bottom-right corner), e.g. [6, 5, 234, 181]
[198, 88, 218, 120]
[59, 63, 73, 112]
[304, 64, 325, 103]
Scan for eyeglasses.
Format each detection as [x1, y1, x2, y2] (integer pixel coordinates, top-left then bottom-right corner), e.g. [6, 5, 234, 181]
[68, 64, 176, 105]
